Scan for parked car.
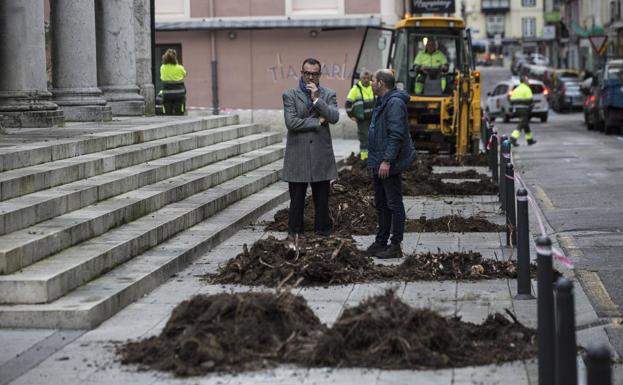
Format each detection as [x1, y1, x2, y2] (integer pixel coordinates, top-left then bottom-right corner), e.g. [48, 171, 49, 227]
[596, 59, 623, 134]
[582, 77, 599, 131]
[550, 78, 584, 111]
[485, 78, 550, 123]
[546, 69, 581, 90]
[529, 53, 550, 66]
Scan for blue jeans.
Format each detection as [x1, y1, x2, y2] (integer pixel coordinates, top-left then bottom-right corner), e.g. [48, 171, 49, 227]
[373, 173, 405, 245]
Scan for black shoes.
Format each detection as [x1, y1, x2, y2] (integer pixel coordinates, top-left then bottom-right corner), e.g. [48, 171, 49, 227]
[527, 139, 537, 145]
[510, 137, 519, 147]
[375, 243, 403, 259]
[365, 241, 388, 256]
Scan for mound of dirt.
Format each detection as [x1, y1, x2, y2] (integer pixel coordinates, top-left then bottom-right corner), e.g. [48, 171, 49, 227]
[289, 290, 536, 369]
[205, 236, 529, 287]
[406, 215, 505, 233]
[340, 154, 496, 196]
[423, 153, 490, 167]
[265, 192, 504, 235]
[437, 169, 490, 179]
[206, 236, 387, 287]
[119, 291, 536, 375]
[396, 251, 519, 280]
[265, 184, 377, 236]
[118, 291, 325, 376]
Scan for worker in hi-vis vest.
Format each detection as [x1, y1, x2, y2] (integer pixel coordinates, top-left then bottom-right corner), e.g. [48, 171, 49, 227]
[510, 76, 537, 146]
[413, 38, 448, 95]
[345, 71, 375, 160]
[159, 49, 187, 115]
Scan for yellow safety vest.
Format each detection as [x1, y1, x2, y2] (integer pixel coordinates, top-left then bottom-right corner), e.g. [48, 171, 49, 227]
[160, 64, 187, 81]
[413, 50, 448, 67]
[346, 81, 375, 120]
[510, 82, 533, 100]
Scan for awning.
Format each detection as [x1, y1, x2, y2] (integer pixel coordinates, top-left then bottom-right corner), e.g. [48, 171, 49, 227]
[606, 20, 623, 30]
[571, 22, 605, 37]
[156, 16, 383, 31]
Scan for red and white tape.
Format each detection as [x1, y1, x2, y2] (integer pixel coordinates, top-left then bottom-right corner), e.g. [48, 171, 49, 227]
[513, 172, 574, 268]
[486, 133, 499, 151]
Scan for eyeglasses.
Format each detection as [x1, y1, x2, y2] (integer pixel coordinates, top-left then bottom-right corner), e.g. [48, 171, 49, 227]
[302, 71, 321, 77]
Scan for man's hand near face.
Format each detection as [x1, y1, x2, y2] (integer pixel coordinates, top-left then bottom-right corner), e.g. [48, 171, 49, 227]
[306, 82, 319, 100]
[378, 161, 390, 178]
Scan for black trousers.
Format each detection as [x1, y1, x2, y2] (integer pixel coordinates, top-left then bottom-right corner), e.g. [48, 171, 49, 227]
[516, 107, 532, 134]
[373, 173, 405, 245]
[163, 96, 186, 115]
[287, 181, 330, 235]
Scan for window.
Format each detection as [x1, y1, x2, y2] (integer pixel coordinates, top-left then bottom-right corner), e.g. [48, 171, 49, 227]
[286, 0, 344, 15]
[392, 29, 464, 96]
[485, 15, 505, 36]
[494, 84, 508, 95]
[155, 0, 190, 19]
[522, 17, 536, 38]
[521, 0, 536, 7]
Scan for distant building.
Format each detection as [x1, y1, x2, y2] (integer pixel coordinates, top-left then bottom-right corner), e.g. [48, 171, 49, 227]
[155, 0, 403, 112]
[461, 0, 545, 63]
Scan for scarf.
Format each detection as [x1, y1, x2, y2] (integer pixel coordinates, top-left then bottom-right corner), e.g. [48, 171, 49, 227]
[298, 77, 315, 112]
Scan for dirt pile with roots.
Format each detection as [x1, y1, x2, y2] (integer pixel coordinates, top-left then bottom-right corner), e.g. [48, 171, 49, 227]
[119, 290, 536, 375]
[290, 290, 536, 369]
[265, 190, 504, 235]
[118, 291, 324, 376]
[205, 236, 526, 287]
[340, 154, 497, 196]
[264, 155, 498, 235]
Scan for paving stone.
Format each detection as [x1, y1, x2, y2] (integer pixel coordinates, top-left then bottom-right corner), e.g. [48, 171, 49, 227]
[456, 280, 511, 302]
[346, 282, 405, 304]
[299, 285, 354, 303]
[0, 329, 56, 366]
[304, 368, 379, 385]
[376, 368, 452, 384]
[452, 361, 529, 384]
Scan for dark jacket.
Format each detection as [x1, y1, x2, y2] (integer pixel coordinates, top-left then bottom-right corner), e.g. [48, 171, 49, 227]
[367, 88, 416, 174]
[282, 86, 339, 182]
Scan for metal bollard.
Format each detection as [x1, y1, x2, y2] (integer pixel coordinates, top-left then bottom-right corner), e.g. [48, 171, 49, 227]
[499, 138, 510, 210]
[554, 277, 577, 385]
[586, 345, 612, 385]
[490, 132, 499, 184]
[537, 236, 555, 385]
[505, 163, 517, 246]
[515, 189, 534, 299]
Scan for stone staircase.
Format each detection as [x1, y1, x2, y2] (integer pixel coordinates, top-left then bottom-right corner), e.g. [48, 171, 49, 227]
[0, 115, 292, 329]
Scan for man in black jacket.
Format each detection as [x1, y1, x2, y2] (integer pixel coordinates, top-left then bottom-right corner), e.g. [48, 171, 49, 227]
[365, 69, 416, 259]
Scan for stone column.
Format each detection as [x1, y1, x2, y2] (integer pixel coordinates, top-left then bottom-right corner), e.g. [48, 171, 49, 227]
[51, 0, 112, 121]
[134, 0, 155, 116]
[95, 0, 145, 116]
[0, 0, 64, 128]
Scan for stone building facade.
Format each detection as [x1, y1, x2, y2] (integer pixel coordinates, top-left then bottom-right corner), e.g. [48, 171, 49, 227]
[0, 0, 154, 128]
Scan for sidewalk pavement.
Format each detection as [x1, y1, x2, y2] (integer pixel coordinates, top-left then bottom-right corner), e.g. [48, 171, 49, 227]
[0, 140, 618, 385]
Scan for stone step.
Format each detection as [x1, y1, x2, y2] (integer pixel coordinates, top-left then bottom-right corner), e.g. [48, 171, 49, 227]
[0, 115, 237, 172]
[0, 167, 288, 328]
[0, 141, 284, 275]
[0, 127, 274, 235]
[0, 122, 257, 202]
[0, 158, 284, 305]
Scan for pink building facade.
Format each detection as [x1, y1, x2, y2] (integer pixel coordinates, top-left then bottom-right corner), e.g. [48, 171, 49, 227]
[155, 0, 403, 111]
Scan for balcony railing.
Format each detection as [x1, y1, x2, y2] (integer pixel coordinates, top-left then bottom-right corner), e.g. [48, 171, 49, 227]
[481, 0, 510, 12]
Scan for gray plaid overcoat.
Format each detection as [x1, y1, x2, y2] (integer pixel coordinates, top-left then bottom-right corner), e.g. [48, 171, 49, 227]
[281, 86, 339, 183]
